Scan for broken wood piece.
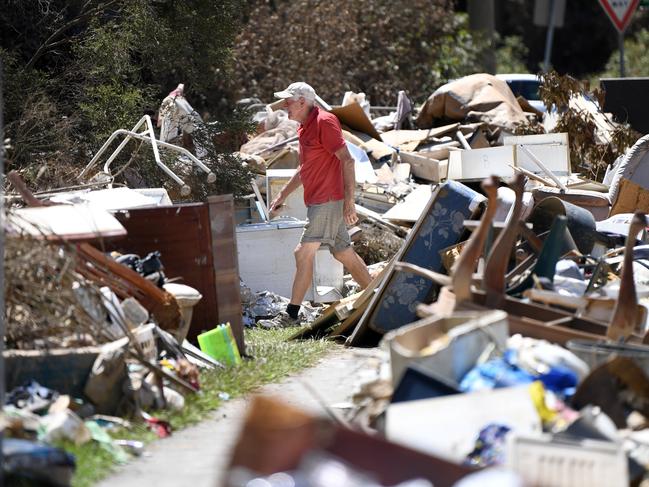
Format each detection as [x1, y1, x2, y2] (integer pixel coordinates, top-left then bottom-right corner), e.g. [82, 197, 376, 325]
[510, 164, 555, 187]
[609, 212, 646, 342]
[452, 177, 499, 304]
[483, 173, 526, 308]
[76, 244, 182, 333]
[8, 170, 182, 334]
[413, 177, 500, 319]
[334, 291, 364, 320]
[517, 221, 543, 253]
[523, 288, 647, 328]
[329, 264, 391, 339]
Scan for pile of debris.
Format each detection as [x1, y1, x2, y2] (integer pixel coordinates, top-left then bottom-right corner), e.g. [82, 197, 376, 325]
[2, 172, 237, 485]
[4, 69, 649, 486]
[222, 73, 649, 486]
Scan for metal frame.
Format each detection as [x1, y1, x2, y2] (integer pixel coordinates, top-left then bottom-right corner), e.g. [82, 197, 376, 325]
[78, 115, 216, 196]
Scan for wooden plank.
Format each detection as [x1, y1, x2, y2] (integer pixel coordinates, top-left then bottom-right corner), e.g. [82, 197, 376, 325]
[208, 194, 245, 355]
[398, 151, 447, 183]
[325, 266, 388, 339]
[331, 298, 370, 340]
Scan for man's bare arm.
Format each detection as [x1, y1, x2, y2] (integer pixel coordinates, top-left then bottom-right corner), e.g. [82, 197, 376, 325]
[269, 166, 302, 212]
[335, 145, 358, 226]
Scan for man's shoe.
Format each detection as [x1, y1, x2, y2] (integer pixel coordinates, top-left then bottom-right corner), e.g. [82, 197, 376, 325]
[257, 311, 300, 329]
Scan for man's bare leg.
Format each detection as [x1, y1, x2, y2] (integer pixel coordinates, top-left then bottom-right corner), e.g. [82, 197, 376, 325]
[290, 241, 321, 304]
[333, 247, 372, 289]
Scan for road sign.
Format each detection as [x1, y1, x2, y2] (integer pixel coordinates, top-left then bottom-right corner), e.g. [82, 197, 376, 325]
[599, 0, 640, 32]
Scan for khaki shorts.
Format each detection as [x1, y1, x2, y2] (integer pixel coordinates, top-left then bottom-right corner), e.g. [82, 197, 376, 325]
[301, 200, 351, 253]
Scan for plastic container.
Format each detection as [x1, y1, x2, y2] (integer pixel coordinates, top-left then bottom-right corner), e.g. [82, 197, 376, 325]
[104, 323, 157, 361]
[506, 433, 628, 487]
[384, 310, 508, 386]
[197, 323, 241, 366]
[566, 339, 649, 376]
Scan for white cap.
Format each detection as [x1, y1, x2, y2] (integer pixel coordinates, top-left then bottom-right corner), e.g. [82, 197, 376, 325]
[273, 82, 316, 102]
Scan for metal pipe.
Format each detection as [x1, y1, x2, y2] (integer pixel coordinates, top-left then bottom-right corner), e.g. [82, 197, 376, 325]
[456, 130, 472, 150]
[80, 116, 213, 193]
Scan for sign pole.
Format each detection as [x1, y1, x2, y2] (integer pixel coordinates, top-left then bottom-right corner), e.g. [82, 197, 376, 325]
[543, 0, 557, 71]
[598, 0, 639, 78]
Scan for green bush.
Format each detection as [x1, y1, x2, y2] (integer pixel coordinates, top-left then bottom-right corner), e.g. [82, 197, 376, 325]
[600, 28, 649, 78]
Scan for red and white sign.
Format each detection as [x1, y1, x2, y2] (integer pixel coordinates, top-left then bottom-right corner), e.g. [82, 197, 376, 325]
[599, 0, 640, 32]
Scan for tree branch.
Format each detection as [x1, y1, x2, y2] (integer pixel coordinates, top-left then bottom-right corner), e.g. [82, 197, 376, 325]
[25, 0, 121, 70]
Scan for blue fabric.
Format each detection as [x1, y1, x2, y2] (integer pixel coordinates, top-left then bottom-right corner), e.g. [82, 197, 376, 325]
[459, 354, 578, 397]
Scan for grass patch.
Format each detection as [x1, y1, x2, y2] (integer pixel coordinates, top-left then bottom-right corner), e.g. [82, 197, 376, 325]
[64, 328, 334, 487]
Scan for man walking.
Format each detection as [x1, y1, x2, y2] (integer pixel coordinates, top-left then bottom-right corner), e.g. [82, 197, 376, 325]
[258, 82, 372, 328]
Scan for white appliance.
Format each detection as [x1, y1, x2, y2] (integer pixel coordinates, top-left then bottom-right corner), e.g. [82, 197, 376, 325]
[236, 218, 344, 303]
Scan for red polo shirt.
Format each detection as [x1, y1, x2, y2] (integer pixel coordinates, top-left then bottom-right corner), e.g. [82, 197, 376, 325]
[298, 106, 346, 206]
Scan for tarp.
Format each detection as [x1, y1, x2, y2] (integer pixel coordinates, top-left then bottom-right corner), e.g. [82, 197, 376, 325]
[415, 73, 528, 131]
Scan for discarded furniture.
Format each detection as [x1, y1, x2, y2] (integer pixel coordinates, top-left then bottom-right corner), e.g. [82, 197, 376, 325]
[236, 219, 344, 303]
[414, 177, 644, 346]
[107, 195, 245, 352]
[532, 133, 649, 221]
[527, 196, 597, 255]
[77, 115, 215, 196]
[348, 180, 484, 346]
[503, 132, 570, 179]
